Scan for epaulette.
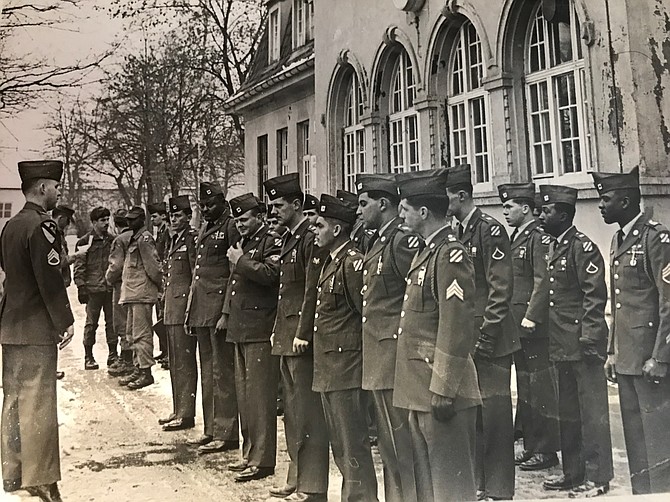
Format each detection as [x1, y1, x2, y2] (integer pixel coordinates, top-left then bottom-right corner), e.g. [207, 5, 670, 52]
[647, 219, 661, 228]
[348, 249, 359, 257]
[574, 232, 596, 252]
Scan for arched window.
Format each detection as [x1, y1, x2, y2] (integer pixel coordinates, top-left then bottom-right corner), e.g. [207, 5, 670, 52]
[447, 21, 490, 184]
[389, 51, 419, 173]
[525, 3, 591, 177]
[343, 73, 366, 191]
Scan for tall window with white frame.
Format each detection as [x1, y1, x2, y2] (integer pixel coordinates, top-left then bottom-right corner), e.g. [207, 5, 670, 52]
[298, 120, 312, 193]
[277, 127, 289, 176]
[293, 0, 314, 48]
[389, 51, 419, 174]
[525, 2, 591, 177]
[447, 21, 491, 184]
[257, 135, 268, 199]
[268, 5, 280, 63]
[343, 72, 366, 191]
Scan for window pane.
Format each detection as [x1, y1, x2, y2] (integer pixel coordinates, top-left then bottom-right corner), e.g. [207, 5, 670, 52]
[452, 37, 464, 95]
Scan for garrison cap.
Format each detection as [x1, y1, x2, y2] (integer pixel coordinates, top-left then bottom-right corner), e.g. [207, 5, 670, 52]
[396, 169, 448, 198]
[336, 189, 358, 210]
[498, 183, 536, 203]
[52, 204, 75, 221]
[199, 181, 224, 200]
[113, 208, 128, 226]
[169, 195, 190, 213]
[355, 173, 398, 196]
[264, 173, 302, 200]
[229, 193, 259, 216]
[591, 166, 640, 195]
[534, 192, 544, 210]
[126, 206, 146, 220]
[445, 164, 472, 187]
[319, 194, 357, 224]
[18, 160, 63, 183]
[303, 193, 319, 211]
[147, 202, 167, 214]
[539, 185, 578, 206]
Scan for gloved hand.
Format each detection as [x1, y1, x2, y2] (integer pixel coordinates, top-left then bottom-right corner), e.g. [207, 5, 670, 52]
[579, 337, 605, 363]
[77, 288, 89, 305]
[431, 394, 457, 423]
[475, 331, 496, 359]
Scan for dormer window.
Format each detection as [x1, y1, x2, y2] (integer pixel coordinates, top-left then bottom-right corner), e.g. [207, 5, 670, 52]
[268, 5, 280, 63]
[293, 0, 314, 48]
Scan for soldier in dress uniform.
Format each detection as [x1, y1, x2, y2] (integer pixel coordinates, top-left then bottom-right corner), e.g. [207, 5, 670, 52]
[498, 183, 560, 471]
[538, 185, 613, 497]
[148, 201, 170, 365]
[593, 167, 670, 494]
[0, 160, 74, 502]
[51, 204, 75, 287]
[223, 193, 281, 482]
[337, 189, 374, 252]
[303, 193, 319, 228]
[263, 173, 329, 502]
[311, 194, 378, 502]
[185, 181, 240, 453]
[159, 195, 198, 432]
[393, 169, 481, 502]
[355, 173, 419, 502]
[445, 164, 519, 500]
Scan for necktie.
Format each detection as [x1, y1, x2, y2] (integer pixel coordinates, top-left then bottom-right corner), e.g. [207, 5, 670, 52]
[458, 224, 464, 239]
[510, 229, 518, 242]
[617, 230, 625, 248]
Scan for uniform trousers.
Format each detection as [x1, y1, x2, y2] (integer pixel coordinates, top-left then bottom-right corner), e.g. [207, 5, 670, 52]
[513, 337, 559, 454]
[166, 325, 197, 420]
[235, 342, 279, 468]
[1, 345, 60, 488]
[474, 355, 515, 499]
[125, 303, 154, 369]
[280, 355, 329, 494]
[195, 327, 238, 441]
[154, 300, 167, 355]
[370, 389, 416, 502]
[409, 406, 478, 502]
[321, 388, 378, 502]
[83, 291, 114, 348]
[112, 284, 129, 351]
[617, 374, 670, 494]
[555, 360, 613, 485]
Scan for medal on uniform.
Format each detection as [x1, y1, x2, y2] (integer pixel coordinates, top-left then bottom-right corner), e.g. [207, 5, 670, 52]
[560, 257, 567, 269]
[292, 249, 297, 262]
[519, 247, 526, 259]
[471, 246, 477, 258]
[377, 256, 383, 275]
[329, 276, 335, 292]
[417, 267, 426, 286]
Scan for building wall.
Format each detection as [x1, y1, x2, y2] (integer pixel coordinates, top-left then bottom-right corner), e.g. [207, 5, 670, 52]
[0, 188, 25, 231]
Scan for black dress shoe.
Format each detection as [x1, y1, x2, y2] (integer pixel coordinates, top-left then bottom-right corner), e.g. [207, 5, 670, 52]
[198, 439, 240, 454]
[187, 434, 213, 446]
[158, 413, 177, 425]
[519, 452, 559, 471]
[568, 481, 609, 498]
[514, 449, 533, 465]
[269, 484, 296, 498]
[543, 474, 581, 491]
[84, 357, 99, 370]
[3, 478, 21, 492]
[56, 371, 65, 380]
[234, 465, 275, 482]
[162, 417, 195, 431]
[25, 482, 62, 502]
[228, 460, 250, 472]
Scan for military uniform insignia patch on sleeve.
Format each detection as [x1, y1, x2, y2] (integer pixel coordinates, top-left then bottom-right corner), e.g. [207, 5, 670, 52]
[490, 225, 501, 237]
[492, 247, 505, 260]
[662, 263, 670, 284]
[446, 280, 464, 301]
[541, 235, 551, 245]
[47, 248, 61, 266]
[353, 259, 363, 271]
[407, 236, 420, 248]
[586, 261, 599, 274]
[583, 241, 594, 252]
[660, 233, 670, 244]
[41, 221, 57, 244]
[449, 248, 463, 263]
[274, 238, 283, 247]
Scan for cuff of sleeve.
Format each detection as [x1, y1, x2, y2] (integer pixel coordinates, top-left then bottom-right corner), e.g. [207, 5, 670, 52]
[429, 350, 468, 399]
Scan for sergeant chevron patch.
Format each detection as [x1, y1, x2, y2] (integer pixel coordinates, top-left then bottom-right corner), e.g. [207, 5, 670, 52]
[449, 248, 463, 263]
[47, 248, 60, 266]
[446, 280, 464, 301]
[492, 247, 505, 260]
[490, 225, 501, 237]
[586, 261, 599, 274]
[663, 263, 670, 284]
[583, 241, 594, 252]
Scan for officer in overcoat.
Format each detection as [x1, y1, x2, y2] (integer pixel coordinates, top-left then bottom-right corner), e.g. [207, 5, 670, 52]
[185, 181, 240, 453]
[393, 169, 481, 502]
[445, 164, 519, 500]
[264, 173, 329, 501]
[223, 193, 281, 482]
[355, 173, 419, 502]
[538, 185, 613, 497]
[0, 160, 74, 502]
[498, 183, 560, 471]
[593, 167, 670, 494]
[160, 195, 198, 431]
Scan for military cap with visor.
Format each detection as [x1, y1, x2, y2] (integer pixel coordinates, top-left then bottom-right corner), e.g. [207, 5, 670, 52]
[319, 194, 357, 224]
[18, 160, 63, 183]
[539, 185, 578, 206]
[591, 166, 640, 195]
[229, 192, 260, 216]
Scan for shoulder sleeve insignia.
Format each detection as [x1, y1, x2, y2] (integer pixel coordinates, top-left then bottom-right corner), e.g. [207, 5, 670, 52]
[47, 247, 61, 266]
[449, 248, 464, 263]
[659, 233, 670, 244]
[492, 247, 505, 260]
[541, 235, 552, 245]
[352, 258, 363, 271]
[582, 241, 594, 252]
[41, 221, 57, 244]
[490, 225, 501, 237]
[407, 235, 420, 248]
[446, 279, 464, 301]
[348, 249, 357, 256]
[586, 261, 599, 274]
[662, 263, 670, 284]
[274, 238, 283, 247]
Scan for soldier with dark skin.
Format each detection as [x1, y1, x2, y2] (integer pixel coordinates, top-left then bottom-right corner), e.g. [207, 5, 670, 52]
[159, 196, 198, 432]
[498, 183, 560, 471]
[312, 194, 378, 502]
[393, 169, 481, 502]
[538, 185, 613, 497]
[355, 173, 419, 502]
[223, 193, 281, 482]
[186, 182, 240, 453]
[446, 164, 519, 500]
[263, 173, 329, 502]
[593, 167, 670, 494]
[0, 160, 75, 502]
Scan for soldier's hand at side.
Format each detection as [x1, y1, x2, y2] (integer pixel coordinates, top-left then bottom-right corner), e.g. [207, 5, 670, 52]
[227, 242, 243, 266]
[604, 355, 617, 383]
[430, 394, 456, 422]
[59, 325, 74, 350]
[293, 337, 309, 354]
[642, 357, 667, 384]
[215, 313, 228, 332]
[521, 318, 536, 332]
[77, 288, 88, 304]
[475, 331, 496, 359]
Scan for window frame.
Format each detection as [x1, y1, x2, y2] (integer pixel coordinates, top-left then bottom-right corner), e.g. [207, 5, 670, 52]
[268, 5, 281, 63]
[343, 73, 366, 192]
[257, 135, 269, 199]
[277, 127, 289, 176]
[297, 120, 313, 194]
[293, 0, 314, 48]
[388, 51, 420, 174]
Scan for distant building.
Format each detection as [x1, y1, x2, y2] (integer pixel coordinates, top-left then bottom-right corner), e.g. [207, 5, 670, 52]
[0, 187, 24, 231]
[230, 0, 670, 250]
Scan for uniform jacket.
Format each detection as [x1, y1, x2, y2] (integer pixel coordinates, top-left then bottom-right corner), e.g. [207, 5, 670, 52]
[0, 202, 74, 345]
[224, 224, 281, 343]
[155, 222, 171, 263]
[458, 208, 519, 356]
[163, 227, 197, 326]
[185, 211, 239, 327]
[361, 217, 422, 390]
[511, 220, 552, 337]
[394, 227, 481, 412]
[608, 213, 670, 374]
[312, 240, 364, 392]
[119, 229, 162, 304]
[74, 231, 113, 293]
[105, 229, 133, 286]
[56, 227, 72, 287]
[546, 226, 608, 361]
[272, 218, 326, 356]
